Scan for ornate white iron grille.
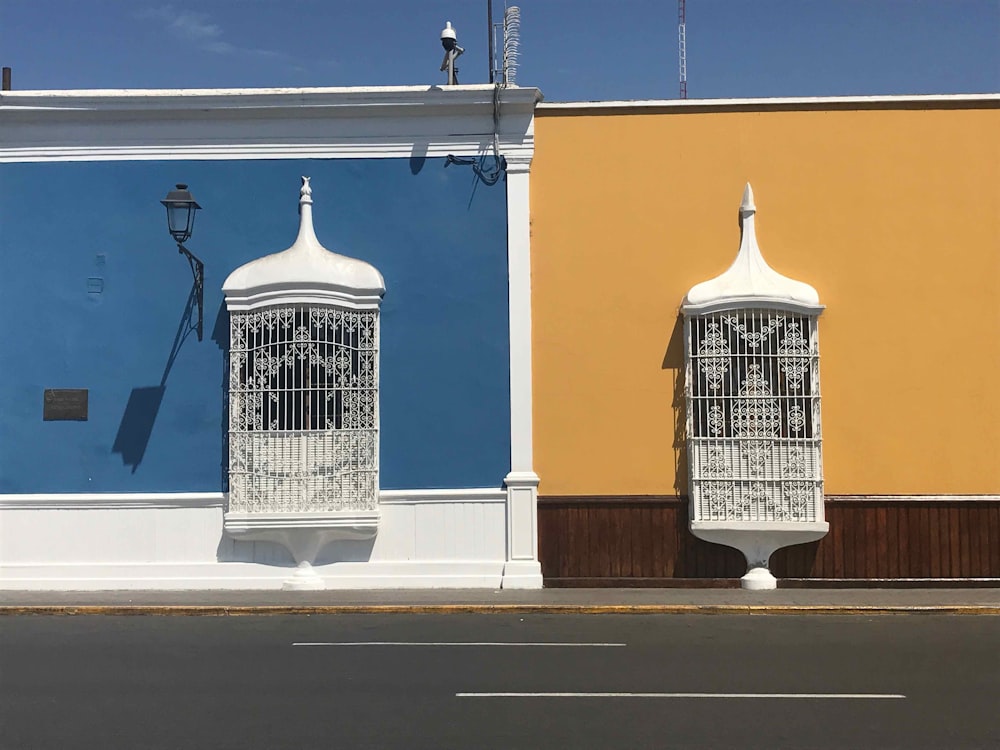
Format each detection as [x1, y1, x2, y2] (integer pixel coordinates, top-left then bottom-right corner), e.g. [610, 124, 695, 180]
[685, 309, 822, 522]
[228, 306, 379, 513]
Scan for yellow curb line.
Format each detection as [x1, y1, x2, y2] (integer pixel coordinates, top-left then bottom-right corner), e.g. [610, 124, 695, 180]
[1, 604, 999, 616]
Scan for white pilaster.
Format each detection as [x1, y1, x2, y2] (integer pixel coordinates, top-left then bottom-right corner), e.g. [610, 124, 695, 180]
[502, 155, 542, 589]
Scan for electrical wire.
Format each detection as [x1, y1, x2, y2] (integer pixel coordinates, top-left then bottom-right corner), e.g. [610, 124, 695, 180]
[445, 81, 507, 185]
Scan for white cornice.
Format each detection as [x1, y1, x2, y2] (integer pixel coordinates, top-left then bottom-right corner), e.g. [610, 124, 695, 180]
[538, 92, 1000, 112]
[0, 84, 541, 164]
[0, 141, 536, 163]
[0, 84, 542, 112]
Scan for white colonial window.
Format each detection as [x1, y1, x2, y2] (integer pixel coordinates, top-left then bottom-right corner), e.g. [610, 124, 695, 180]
[221, 177, 385, 588]
[228, 305, 379, 513]
[681, 184, 828, 589]
[686, 309, 820, 522]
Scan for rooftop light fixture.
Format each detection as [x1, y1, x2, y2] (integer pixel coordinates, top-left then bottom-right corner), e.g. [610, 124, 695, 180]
[440, 21, 464, 85]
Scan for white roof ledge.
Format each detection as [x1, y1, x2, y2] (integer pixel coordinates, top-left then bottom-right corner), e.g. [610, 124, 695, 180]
[0, 85, 543, 119]
[682, 183, 823, 315]
[223, 177, 385, 312]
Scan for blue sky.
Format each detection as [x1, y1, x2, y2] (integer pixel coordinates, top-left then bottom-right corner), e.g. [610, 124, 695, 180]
[1, 1, 997, 100]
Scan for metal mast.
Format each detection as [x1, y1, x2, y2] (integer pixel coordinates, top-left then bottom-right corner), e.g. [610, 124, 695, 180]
[488, 0, 495, 83]
[678, 0, 687, 99]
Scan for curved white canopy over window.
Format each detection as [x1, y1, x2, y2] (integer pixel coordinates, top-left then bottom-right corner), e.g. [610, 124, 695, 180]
[223, 177, 384, 311]
[683, 184, 821, 315]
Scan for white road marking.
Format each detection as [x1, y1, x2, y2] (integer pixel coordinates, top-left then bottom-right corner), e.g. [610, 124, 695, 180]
[293, 642, 627, 647]
[456, 692, 906, 699]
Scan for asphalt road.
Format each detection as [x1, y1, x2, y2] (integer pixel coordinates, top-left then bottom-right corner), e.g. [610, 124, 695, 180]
[1, 614, 997, 749]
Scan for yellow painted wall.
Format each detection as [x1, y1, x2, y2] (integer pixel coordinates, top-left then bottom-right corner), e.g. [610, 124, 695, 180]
[531, 104, 1000, 496]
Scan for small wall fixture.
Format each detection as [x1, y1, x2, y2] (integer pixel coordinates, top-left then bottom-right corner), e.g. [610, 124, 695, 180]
[160, 183, 205, 341]
[440, 21, 464, 85]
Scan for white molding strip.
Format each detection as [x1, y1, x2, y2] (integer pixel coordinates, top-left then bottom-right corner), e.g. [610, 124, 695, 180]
[0, 83, 521, 103]
[0, 492, 226, 510]
[0, 84, 541, 164]
[538, 93, 1000, 112]
[0, 140, 536, 163]
[380, 488, 507, 504]
[0, 488, 509, 510]
[4, 87, 978, 109]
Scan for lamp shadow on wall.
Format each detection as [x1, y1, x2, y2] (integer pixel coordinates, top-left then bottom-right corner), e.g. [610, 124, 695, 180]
[661, 313, 688, 496]
[210, 302, 230, 493]
[409, 140, 428, 175]
[112, 282, 200, 473]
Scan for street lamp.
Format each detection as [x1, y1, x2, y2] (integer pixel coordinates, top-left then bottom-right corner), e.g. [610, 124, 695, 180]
[162, 183, 200, 243]
[161, 183, 205, 341]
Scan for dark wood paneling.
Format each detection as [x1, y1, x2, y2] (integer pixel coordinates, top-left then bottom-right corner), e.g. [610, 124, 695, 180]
[538, 496, 1000, 584]
[992, 504, 1000, 573]
[538, 497, 744, 582]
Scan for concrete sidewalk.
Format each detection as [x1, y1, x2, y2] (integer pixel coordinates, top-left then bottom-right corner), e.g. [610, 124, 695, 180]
[3, 587, 1000, 614]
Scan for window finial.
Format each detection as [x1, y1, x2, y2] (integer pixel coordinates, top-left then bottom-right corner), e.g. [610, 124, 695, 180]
[740, 182, 756, 216]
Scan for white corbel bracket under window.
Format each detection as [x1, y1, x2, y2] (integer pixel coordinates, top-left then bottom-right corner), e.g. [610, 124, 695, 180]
[222, 177, 385, 590]
[681, 184, 828, 590]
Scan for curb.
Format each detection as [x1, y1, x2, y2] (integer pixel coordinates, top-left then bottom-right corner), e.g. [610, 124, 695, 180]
[2, 604, 1000, 616]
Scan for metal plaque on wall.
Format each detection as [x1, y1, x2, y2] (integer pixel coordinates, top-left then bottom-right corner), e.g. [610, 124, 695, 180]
[43, 389, 89, 421]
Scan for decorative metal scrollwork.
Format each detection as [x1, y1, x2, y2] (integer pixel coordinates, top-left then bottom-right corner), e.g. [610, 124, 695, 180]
[777, 321, 811, 390]
[722, 314, 784, 349]
[228, 305, 379, 514]
[687, 309, 822, 523]
[698, 322, 731, 391]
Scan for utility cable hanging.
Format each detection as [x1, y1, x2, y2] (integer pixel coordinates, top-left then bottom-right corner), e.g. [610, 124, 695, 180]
[446, 81, 506, 186]
[444, 7, 519, 186]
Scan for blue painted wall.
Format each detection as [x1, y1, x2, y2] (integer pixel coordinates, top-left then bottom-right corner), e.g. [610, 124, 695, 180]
[0, 159, 510, 492]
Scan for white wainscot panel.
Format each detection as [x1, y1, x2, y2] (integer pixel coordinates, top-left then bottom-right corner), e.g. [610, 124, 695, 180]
[0, 489, 509, 590]
[0, 498, 225, 565]
[376, 491, 507, 562]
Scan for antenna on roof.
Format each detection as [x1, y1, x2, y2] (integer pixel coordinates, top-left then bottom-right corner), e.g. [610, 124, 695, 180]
[489, 4, 520, 86]
[678, 0, 687, 98]
[502, 6, 520, 85]
[488, 1, 496, 83]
